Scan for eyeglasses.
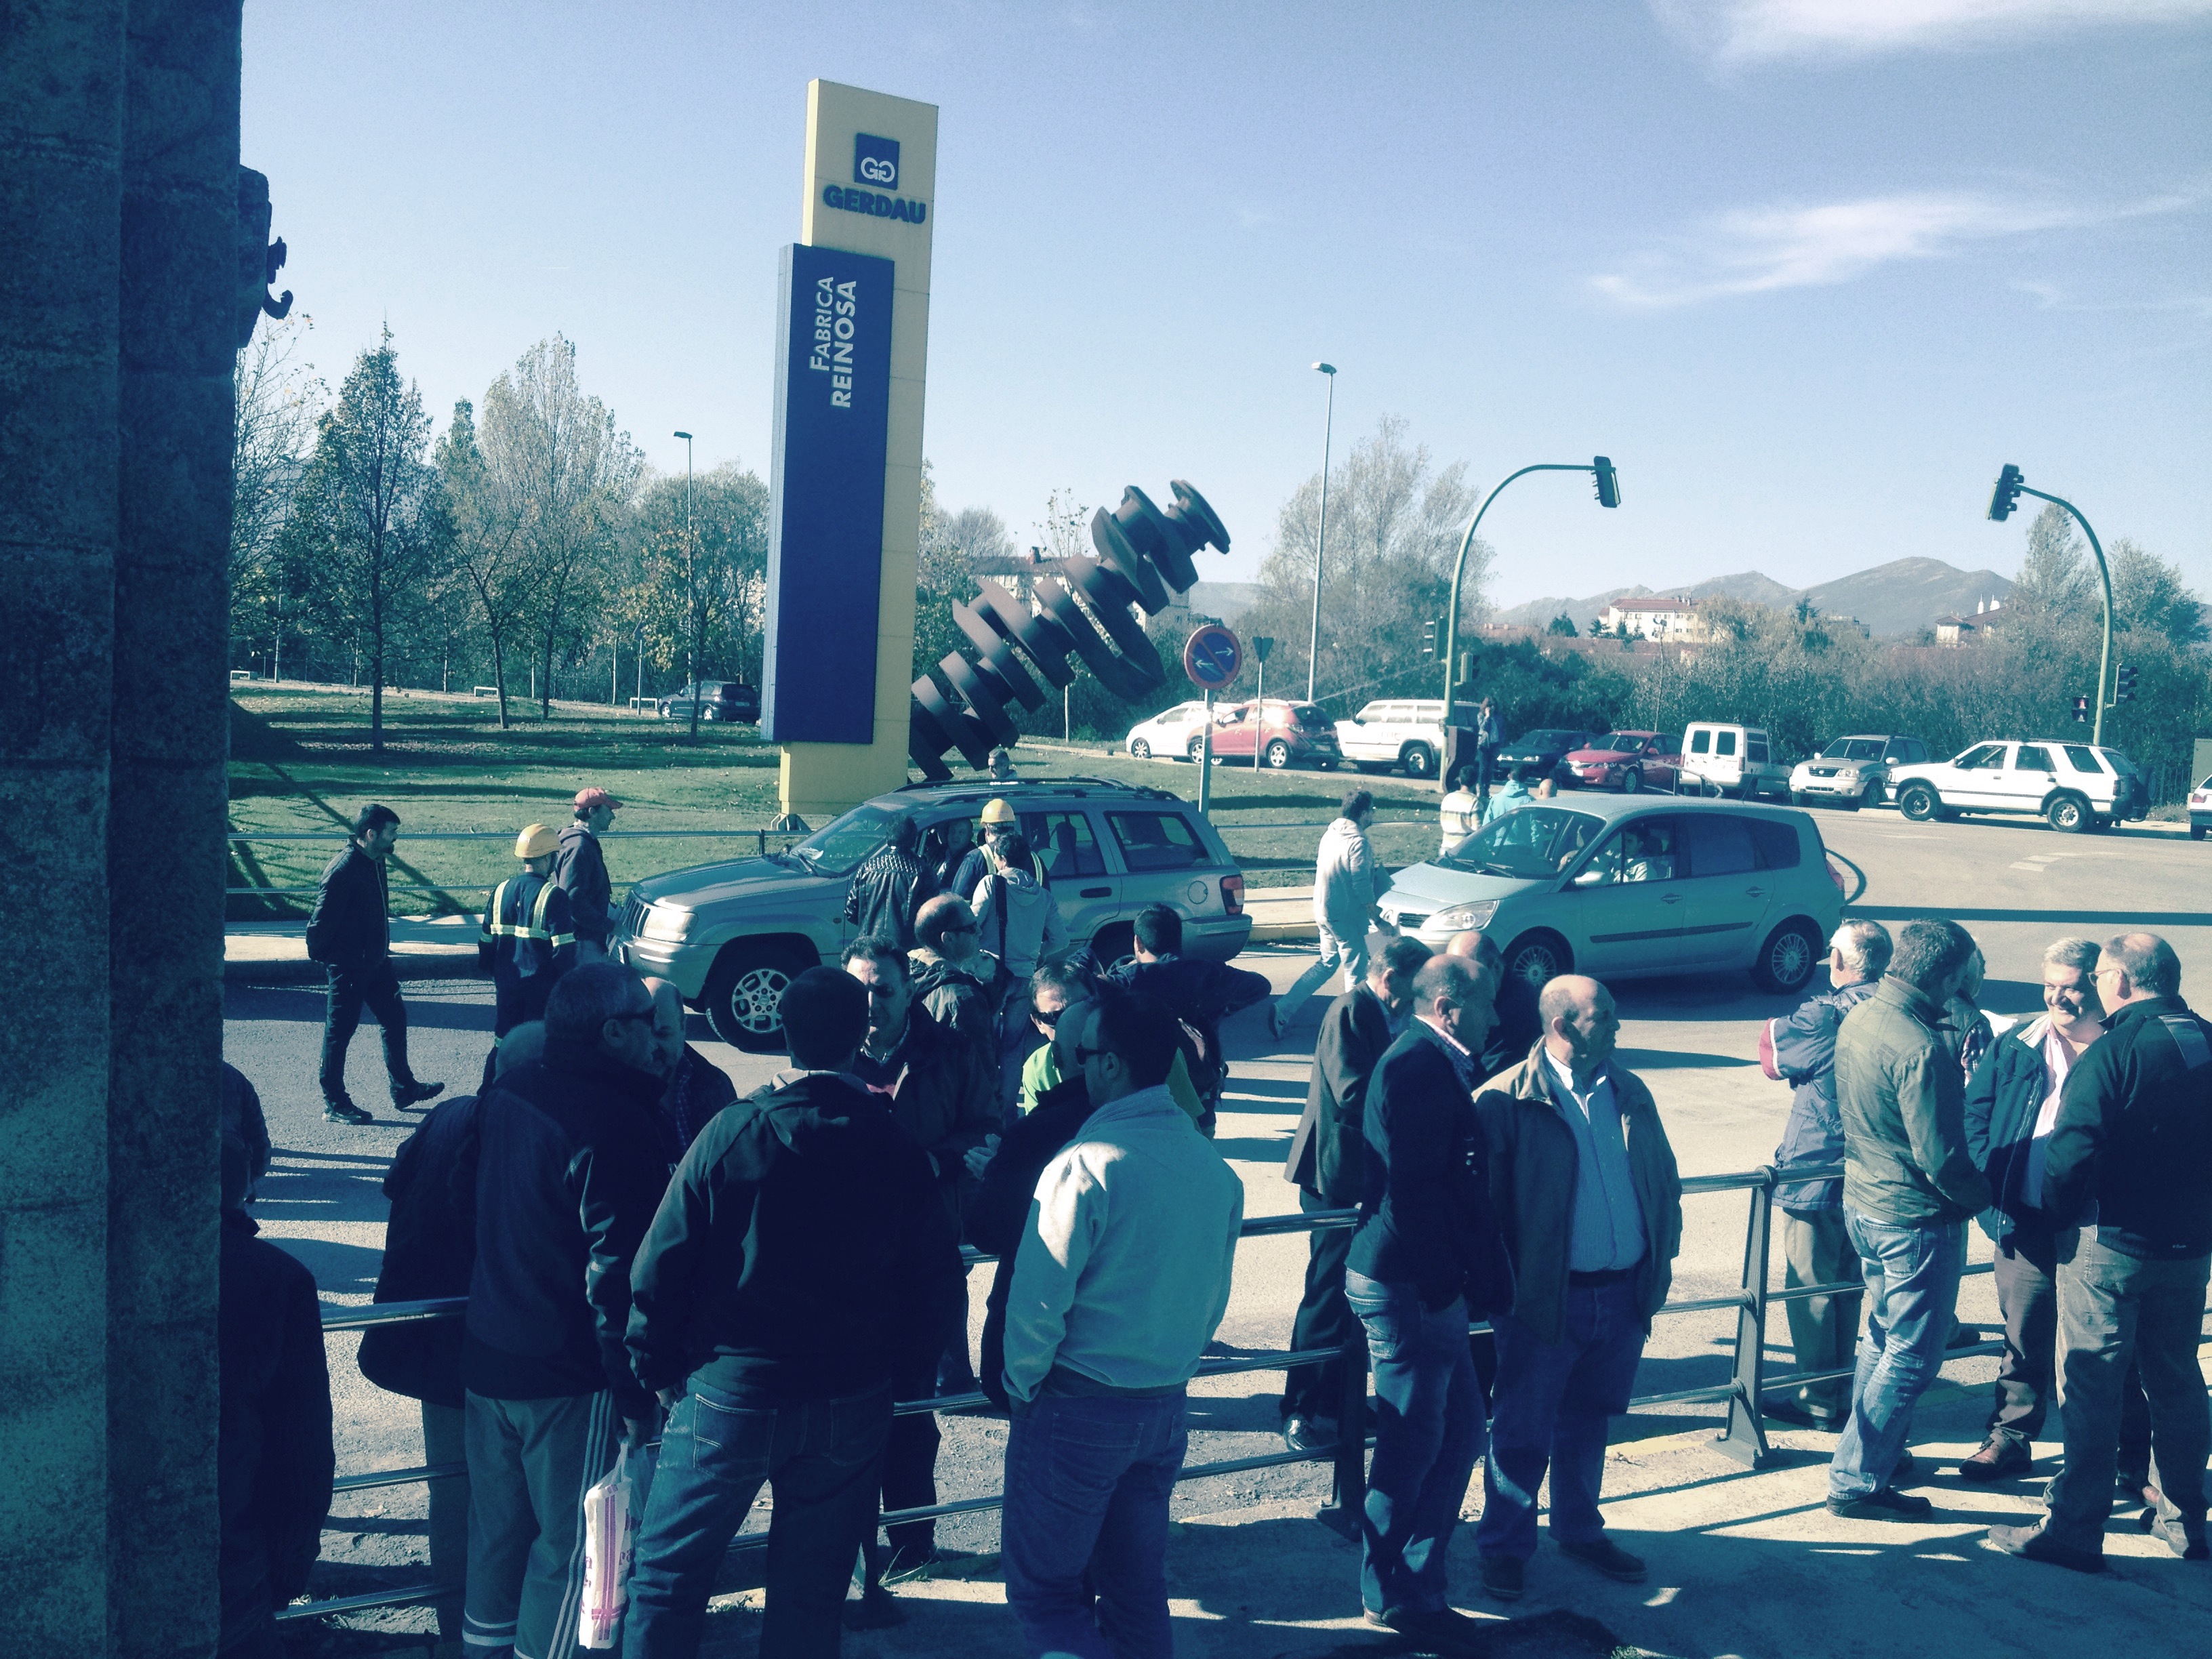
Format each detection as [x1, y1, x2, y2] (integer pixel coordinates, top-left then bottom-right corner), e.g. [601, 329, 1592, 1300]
[2093, 964, 2123, 981]
[609, 1008, 656, 1027]
[1032, 1005, 1065, 1027]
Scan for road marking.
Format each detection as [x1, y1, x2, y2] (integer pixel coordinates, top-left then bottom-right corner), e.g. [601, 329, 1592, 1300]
[2009, 861, 2048, 873]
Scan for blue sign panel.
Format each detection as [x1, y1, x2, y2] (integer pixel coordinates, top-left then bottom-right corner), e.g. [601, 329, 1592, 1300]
[763, 243, 895, 744]
[1183, 624, 1242, 690]
[853, 133, 900, 189]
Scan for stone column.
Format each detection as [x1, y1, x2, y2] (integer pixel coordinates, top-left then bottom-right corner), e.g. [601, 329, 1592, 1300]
[0, 1, 239, 1652]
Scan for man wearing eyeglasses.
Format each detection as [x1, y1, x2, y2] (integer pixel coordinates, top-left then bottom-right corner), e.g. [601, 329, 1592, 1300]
[1990, 932, 2212, 1571]
[999, 988, 1244, 1658]
[456, 962, 674, 1659]
[909, 894, 996, 1059]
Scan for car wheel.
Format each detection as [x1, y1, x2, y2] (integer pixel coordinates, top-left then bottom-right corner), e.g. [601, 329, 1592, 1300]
[1187, 736, 1206, 763]
[1401, 743, 1435, 780]
[1130, 739, 1151, 760]
[1500, 930, 1571, 991]
[1898, 783, 1940, 822]
[1753, 920, 1824, 996]
[703, 941, 812, 1052]
[1619, 768, 1641, 794]
[2047, 794, 2089, 834]
[1790, 790, 1807, 807]
[1264, 739, 1292, 769]
[2193, 824, 2207, 841]
[1859, 781, 1881, 810]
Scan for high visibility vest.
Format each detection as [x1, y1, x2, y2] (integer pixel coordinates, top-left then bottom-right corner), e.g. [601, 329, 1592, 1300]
[480, 876, 575, 954]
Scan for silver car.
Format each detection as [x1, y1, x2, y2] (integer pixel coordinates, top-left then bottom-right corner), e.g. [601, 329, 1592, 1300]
[1376, 795, 1845, 996]
[617, 777, 1253, 1050]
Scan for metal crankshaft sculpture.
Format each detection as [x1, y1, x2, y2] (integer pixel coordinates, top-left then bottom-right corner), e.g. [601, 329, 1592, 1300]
[907, 480, 1231, 780]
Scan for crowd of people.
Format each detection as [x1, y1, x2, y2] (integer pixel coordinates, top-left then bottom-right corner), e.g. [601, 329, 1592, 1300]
[205, 785, 2211, 1659]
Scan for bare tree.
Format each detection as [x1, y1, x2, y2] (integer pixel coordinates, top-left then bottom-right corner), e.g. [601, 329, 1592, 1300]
[479, 336, 641, 718]
[230, 313, 325, 677]
[627, 462, 769, 739]
[288, 328, 449, 752]
[434, 398, 534, 727]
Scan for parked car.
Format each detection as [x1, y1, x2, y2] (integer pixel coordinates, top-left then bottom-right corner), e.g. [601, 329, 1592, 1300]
[1336, 698, 1451, 780]
[1678, 722, 1790, 801]
[1373, 795, 1843, 996]
[1789, 733, 1932, 810]
[1888, 739, 2150, 834]
[1204, 698, 1343, 770]
[657, 679, 760, 723]
[1564, 731, 1683, 794]
[617, 777, 1252, 1050]
[1492, 728, 1599, 787]
[2190, 773, 2211, 841]
[1125, 700, 1215, 761]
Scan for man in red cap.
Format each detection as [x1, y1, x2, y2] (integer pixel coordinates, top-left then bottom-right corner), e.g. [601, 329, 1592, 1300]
[556, 787, 622, 962]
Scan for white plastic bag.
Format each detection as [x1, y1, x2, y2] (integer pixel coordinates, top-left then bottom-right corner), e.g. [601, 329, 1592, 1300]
[579, 1443, 637, 1648]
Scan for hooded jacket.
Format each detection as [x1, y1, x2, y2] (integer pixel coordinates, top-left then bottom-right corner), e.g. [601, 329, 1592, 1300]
[909, 947, 996, 1056]
[1475, 1046, 1683, 1345]
[1835, 976, 1991, 1225]
[2043, 994, 2212, 1261]
[553, 821, 615, 948]
[851, 1002, 1000, 1225]
[455, 1042, 668, 1419]
[359, 1092, 480, 1407]
[972, 865, 1068, 981]
[626, 1071, 964, 1403]
[1313, 817, 1381, 942]
[1769, 979, 1881, 1214]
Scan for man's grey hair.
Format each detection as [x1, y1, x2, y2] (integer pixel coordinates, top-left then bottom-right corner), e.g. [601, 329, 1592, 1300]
[545, 960, 649, 1046]
[1413, 954, 1488, 1008]
[1829, 919, 1891, 978]
[2102, 931, 2182, 998]
[1888, 919, 1975, 992]
[2043, 936, 2101, 976]
[495, 1021, 547, 1076]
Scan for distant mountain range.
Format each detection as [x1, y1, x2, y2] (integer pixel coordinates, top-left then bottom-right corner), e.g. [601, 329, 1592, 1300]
[1492, 556, 2016, 640]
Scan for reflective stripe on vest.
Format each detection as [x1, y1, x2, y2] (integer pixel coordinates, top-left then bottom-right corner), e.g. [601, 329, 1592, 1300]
[485, 878, 574, 947]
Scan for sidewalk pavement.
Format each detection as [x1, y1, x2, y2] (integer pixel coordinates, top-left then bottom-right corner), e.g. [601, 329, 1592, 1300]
[224, 916, 480, 985]
[676, 1371, 2210, 1659]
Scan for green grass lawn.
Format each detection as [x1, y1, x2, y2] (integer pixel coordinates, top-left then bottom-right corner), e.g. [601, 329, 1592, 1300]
[226, 684, 1446, 919]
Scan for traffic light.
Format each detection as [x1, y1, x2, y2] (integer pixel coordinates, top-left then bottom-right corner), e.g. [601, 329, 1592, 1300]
[1420, 618, 1441, 661]
[1593, 455, 1621, 510]
[2072, 695, 2089, 723]
[1988, 464, 2026, 522]
[2115, 663, 2138, 702]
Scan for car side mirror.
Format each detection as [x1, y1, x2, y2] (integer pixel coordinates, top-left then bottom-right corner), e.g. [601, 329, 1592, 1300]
[1572, 869, 1603, 888]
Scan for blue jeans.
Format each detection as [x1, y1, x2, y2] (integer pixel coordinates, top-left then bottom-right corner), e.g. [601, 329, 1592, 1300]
[1001, 1391, 1187, 1659]
[622, 1380, 890, 1659]
[1828, 1211, 1965, 1501]
[1344, 1271, 1486, 1614]
[1475, 1275, 1645, 1562]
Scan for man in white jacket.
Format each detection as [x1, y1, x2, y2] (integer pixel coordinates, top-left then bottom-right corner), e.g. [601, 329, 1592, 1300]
[1273, 790, 1395, 1038]
[999, 988, 1244, 1659]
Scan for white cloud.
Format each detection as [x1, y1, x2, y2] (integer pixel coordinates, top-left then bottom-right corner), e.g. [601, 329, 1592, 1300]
[1591, 188, 2198, 308]
[1654, 0, 2212, 64]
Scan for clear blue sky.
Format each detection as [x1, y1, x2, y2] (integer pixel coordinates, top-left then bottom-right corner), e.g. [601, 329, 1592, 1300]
[243, 0, 2211, 608]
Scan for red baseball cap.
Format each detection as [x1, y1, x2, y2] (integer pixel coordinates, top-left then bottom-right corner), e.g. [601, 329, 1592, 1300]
[574, 787, 623, 810]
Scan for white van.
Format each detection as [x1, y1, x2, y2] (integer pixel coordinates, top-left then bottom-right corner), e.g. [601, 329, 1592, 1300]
[1680, 723, 1790, 800]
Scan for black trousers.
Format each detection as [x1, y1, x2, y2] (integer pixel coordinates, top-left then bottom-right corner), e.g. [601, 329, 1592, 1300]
[1283, 1188, 1355, 1422]
[319, 959, 413, 1105]
[877, 1356, 939, 1559]
[490, 962, 554, 1039]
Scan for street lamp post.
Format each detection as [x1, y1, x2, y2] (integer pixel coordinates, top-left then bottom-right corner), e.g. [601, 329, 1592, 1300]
[1986, 464, 2116, 746]
[1305, 363, 1336, 703]
[1441, 457, 1620, 710]
[674, 430, 698, 740]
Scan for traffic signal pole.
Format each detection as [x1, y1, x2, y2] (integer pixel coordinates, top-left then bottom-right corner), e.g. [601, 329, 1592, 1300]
[1441, 459, 1619, 711]
[1987, 468, 2116, 747]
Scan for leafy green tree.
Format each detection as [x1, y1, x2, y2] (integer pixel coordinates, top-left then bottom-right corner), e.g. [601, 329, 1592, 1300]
[1547, 613, 1578, 637]
[627, 462, 770, 737]
[287, 328, 449, 752]
[2108, 536, 2207, 647]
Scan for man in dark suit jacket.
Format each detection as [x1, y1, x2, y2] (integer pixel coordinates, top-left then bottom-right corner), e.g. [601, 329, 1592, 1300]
[1279, 936, 1433, 1448]
[308, 802, 443, 1124]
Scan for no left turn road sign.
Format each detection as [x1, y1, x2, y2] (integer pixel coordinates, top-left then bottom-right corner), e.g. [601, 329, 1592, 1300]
[1182, 624, 1242, 691]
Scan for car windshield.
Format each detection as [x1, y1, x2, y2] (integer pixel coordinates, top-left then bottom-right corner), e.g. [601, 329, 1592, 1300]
[789, 803, 897, 876]
[1289, 704, 1328, 729]
[1516, 730, 1576, 747]
[1441, 806, 1603, 879]
[1822, 739, 1883, 761]
[1593, 733, 1642, 752]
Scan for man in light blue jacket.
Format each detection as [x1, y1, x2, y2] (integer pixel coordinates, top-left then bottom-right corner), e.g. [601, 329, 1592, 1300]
[998, 988, 1244, 1659]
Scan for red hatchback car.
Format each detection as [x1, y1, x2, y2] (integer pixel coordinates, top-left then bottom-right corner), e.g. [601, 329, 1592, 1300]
[1206, 698, 1343, 770]
[1565, 730, 1683, 793]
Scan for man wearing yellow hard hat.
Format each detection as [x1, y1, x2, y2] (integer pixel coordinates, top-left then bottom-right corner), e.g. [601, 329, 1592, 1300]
[946, 796, 1044, 903]
[478, 823, 579, 1056]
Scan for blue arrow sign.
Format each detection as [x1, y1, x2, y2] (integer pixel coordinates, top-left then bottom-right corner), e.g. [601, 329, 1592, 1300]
[1183, 624, 1242, 690]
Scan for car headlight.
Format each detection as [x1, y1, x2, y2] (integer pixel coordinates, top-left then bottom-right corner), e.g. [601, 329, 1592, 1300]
[1428, 901, 1498, 933]
[1832, 766, 1860, 781]
[638, 903, 692, 943]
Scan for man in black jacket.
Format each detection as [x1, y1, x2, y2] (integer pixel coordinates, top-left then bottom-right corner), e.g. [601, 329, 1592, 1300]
[1279, 935, 1431, 1449]
[1447, 931, 1542, 1081]
[218, 1130, 334, 1658]
[310, 803, 443, 1122]
[1991, 932, 2212, 1570]
[457, 962, 673, 1659]
[1343, 954, 1500, 1646]
[623, 968, 964, 1658]
[1109, 904, 1273, 1111]
[555, 787, 621, 960]
[844, 813, 934, 951]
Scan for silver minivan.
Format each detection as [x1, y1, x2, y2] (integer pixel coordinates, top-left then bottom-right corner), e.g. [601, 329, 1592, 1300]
[1374, 795, 1845, 995]
[617, 777, 1253, 1050]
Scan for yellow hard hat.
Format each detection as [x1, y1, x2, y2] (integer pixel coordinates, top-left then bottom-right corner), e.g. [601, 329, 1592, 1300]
[515, 823, 560, 860]
[980, 798, 1017, 827]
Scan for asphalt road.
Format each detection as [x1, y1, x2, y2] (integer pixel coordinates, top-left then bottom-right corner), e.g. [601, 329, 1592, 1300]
[224, 804, 2209, 1633]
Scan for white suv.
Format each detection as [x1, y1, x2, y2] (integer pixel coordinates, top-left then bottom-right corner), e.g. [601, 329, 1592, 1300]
[1889, 739, 2148, 834]
[1336, 699, 1450, 779]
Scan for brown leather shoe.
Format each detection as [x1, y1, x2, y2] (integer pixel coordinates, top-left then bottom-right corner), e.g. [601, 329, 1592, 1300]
[1959, 1435, 2033, 1481]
